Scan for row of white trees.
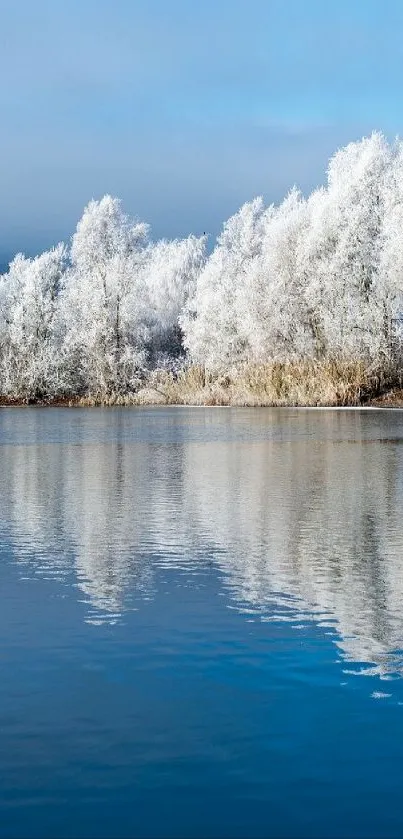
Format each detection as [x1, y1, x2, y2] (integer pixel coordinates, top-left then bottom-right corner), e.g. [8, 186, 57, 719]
[182, 132, 403, 368]
[0, 196, 205, 398]
[1, 132, 403, 398]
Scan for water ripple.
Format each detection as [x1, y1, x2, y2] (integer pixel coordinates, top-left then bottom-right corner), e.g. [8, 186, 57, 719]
[1, 407, 403, 679]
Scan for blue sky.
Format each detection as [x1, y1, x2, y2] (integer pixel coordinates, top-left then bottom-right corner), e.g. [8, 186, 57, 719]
[1, 0, 403, 258]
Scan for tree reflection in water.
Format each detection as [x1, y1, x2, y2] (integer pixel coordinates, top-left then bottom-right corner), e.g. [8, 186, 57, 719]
[1, 408, 403, 676]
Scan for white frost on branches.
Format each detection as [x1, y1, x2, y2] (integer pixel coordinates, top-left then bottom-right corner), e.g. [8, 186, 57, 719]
[185, 132, 403, 370]
[0, 244, 66, 398]
[1, 132, 403, 398]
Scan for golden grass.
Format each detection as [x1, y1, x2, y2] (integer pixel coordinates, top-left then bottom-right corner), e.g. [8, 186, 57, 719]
[154, 360, 387, 407]
[0, 360, 395, 407]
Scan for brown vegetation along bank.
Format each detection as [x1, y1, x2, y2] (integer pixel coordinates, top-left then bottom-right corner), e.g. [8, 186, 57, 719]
[367, 389, 403, 408]
[0, 360, 401, 408]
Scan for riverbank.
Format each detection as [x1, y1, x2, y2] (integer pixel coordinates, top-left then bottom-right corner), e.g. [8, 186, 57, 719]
[366, 389, 403, 408]
[1, 361, 402, 407]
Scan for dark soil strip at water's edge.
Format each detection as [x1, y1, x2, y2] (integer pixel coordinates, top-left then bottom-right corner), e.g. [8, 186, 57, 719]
[2, 390, 403, 408]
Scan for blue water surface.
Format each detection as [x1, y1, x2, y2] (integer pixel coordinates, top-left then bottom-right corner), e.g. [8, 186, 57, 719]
[1, 406, 403, 838]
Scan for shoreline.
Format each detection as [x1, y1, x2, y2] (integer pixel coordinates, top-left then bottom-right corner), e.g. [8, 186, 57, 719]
[1, 362, 402, 409]
[1, 394, 403, 410]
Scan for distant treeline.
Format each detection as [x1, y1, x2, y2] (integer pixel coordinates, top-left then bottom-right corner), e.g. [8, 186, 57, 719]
[1, 132, 403, 403]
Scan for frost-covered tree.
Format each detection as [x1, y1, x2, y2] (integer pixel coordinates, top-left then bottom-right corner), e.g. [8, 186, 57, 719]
[239, 188, 310, 361]
[183, 190, 314, 368]
[377, 142, 403, 356]
[60, 195, 150, 395]
[182, 198, 267, 368]
[183, 131, 403, 370]
[142, 234, 206, 363]
[300, 132, 393, 361]
[0, 244, 66, 398]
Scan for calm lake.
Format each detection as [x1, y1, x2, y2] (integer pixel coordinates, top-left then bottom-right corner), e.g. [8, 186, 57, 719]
[2, 406, 403, 838]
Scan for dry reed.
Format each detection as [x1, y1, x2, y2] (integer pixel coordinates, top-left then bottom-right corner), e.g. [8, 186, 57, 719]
[0, 360, 395, 407]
